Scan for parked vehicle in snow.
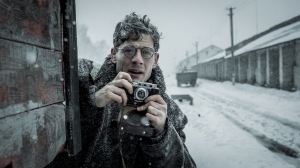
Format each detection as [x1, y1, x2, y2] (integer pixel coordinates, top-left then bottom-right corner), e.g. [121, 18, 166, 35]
[176, 68, 198, 87]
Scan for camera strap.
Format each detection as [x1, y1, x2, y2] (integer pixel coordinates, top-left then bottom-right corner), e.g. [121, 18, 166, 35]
[118, 131, 127, 168]
[118, 107, 127, 168]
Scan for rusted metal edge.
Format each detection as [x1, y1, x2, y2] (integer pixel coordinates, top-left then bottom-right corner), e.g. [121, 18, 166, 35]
[62, 0, 82, 156]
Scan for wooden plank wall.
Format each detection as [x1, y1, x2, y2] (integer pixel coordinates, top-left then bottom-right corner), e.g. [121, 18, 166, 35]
[268, 47, 280, 88]
[0, 105, 65, 168]
[281, 42, 295, 90]
[256, 50, 267, 86]
[0, 0, 61, 50]
[0, 39, 64, 117]
[0, 0, 66, 167]
[294, 39, 300, 91]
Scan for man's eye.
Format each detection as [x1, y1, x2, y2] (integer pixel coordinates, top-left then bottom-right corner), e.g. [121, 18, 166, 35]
[124, 49, 133, 52]
[142, 50, 151, 55]
[124, 49, 135, 54]
[143, 48, 153, 55]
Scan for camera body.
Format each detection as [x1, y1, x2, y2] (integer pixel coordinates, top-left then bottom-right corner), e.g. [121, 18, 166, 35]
[127, 81, 160, 106]
[119, 82, 160, 137]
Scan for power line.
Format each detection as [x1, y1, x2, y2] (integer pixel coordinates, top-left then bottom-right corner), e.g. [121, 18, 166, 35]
[255, 0, 259, 34]
[201, 0, 255, 50]
[209, 9, 230, 46]
[235, 0, 255, 13]
[229, 0, 245, 8]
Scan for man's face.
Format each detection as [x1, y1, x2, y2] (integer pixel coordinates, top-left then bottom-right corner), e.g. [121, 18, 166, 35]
[111, 34, 159, 82]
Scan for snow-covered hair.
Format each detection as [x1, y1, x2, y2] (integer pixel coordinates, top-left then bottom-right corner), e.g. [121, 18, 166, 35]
[113, 12, 161, 52]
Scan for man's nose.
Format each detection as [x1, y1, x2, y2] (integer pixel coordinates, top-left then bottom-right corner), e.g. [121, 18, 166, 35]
[131, 49, 144, 64]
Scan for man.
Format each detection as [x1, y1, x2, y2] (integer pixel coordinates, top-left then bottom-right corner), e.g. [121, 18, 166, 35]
[48, 12, 196, 168]
[81, 12, 196, 168]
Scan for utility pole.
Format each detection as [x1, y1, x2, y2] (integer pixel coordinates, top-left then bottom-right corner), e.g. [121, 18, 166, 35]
[186, 51, 189, 59]
[228, 7, 235, 85]
[185, 51, 189, 70]
[255, 0, 259, 34]
[194, 42, 199, 64]
[193, 42, 199, 78]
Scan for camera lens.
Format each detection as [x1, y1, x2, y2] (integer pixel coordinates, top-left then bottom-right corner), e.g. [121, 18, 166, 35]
[137, 90, 145, 98]
[135, 88, 149, 100]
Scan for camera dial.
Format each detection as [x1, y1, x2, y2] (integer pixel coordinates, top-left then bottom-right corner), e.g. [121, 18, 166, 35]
[135, 87, 149, 100]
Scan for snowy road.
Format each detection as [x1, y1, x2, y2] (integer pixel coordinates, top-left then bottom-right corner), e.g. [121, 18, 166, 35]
[165, 75, 300, 168]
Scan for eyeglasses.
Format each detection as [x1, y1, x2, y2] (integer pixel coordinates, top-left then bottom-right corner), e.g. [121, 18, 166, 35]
[117, 45, 155, 59]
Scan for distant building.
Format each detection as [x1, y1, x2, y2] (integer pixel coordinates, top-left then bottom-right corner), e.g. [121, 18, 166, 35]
[192, 15, 300, 91]
[176, 44, 223, 72]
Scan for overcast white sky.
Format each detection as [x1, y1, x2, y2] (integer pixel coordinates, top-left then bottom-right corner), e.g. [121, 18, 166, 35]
[75, 0, 300, 75]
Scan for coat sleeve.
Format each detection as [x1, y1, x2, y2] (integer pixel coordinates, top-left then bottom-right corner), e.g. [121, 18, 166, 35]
[141, 93, 197, 168]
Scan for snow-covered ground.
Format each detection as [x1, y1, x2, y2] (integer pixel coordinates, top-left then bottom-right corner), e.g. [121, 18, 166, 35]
[165, 74, 300, 168]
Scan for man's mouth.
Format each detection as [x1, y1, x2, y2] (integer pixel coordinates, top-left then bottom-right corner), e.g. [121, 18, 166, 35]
[128, 69, 143, 79]
[128, 69, 143, 75]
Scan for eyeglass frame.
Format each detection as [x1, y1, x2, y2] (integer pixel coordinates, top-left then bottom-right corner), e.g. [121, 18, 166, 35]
[116, 45, 156, 59]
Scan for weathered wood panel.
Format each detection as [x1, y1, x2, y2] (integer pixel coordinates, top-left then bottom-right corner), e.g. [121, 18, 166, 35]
[294, 39, 300, 91]
[224, 58, 231, 81]
[234, 55, 238, 82]
[256, 50, 267, 86]
[219, 59, 226, 81]
[0, 0, 61, 50]
[239, 54, 248, 83]
[0, 104, 66, 168]
[247, 52, 257, 84]
[268, 47, 280, 88]
[0, 39, 64, 118]
[281, 43, 295, 91]
[295, 39, 300, 66]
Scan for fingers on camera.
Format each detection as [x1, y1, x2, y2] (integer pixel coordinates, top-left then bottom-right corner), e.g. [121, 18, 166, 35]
[116, 72, 132, 82]
[108, 87, 128, 106]
[113, 77, 133, 94]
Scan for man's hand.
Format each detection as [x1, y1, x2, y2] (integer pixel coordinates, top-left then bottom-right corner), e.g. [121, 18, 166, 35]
[95, 72, 133, 107]
[137, 95, 167, 135]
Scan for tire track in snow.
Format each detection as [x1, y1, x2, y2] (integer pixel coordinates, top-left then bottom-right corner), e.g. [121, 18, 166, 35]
[188, 89, 300, 159]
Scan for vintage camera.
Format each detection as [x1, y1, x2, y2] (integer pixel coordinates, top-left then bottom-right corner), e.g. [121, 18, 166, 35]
[119, 82, 160, 137]
[127, 81, 160, 106]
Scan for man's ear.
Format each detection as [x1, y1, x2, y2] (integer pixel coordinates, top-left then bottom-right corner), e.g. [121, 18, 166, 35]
[152, 53, 159, 68]
[111, 48, 117, 63]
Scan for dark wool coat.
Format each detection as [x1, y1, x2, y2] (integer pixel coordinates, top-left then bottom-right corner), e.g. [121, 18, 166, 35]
[47, 56, 196, 168]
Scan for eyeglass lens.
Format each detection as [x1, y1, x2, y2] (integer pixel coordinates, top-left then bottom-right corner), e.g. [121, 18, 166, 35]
[122, 46, 154, 59]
